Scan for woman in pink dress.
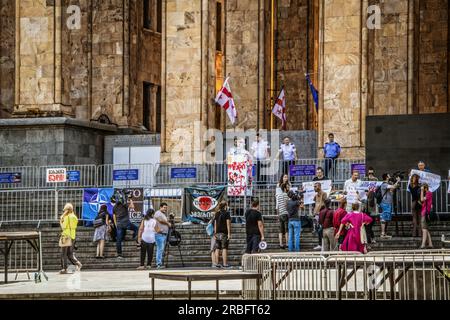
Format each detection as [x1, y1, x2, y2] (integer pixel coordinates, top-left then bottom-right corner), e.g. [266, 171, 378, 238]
[335, 202, 373, 254]
[420, 183, 434, 249]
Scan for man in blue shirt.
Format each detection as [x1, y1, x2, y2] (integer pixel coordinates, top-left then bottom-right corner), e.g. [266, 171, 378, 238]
[323, 133, 341, 179]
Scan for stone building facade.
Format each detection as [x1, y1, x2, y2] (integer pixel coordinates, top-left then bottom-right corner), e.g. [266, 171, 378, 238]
[0, 0, 449, 165]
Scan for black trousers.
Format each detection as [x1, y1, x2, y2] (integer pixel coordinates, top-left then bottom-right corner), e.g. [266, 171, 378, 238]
[246, 234, 261, 254]
[61, 243, 80, 270]
[366, 216, 376, 243]
[140, 241, 155, 267]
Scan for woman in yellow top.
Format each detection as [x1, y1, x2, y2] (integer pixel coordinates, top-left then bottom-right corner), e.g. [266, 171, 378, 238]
[60, 203, 82, 274]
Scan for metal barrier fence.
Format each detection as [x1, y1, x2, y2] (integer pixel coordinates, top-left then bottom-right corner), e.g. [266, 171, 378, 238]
[1, 181, 449, 223]
[242, 251, 450, 300]
[0, 159, 367, 190]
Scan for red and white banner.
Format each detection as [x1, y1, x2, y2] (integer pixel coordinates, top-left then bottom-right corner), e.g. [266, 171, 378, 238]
[272, 88, 287, 129]
[215, 77, 237, 125]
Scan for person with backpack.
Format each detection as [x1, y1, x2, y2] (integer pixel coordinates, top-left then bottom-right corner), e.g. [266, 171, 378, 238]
[213, 201, 232, 268]
[137, 209, 160, 270]
[420, 183, 434, 249]
[319, 199, 335, 252]
[378, 173, 401, 239]
[93, 204, 110, 259]
[287, 190, 303, 252]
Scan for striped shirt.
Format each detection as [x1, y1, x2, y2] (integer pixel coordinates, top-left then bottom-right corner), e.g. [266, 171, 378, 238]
[276, 192, 289, 216]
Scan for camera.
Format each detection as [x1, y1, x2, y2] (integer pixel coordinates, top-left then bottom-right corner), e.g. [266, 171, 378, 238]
[288, 189, 305, 202]
[389, 171, 406, 184]
[110, 189, 133, 205]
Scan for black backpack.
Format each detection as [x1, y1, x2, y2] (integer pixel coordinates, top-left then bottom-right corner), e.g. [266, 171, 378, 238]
[375, 183, 388, 205]
[168, 229, 182, 246]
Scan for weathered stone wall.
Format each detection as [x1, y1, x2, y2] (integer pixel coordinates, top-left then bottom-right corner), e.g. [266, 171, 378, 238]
[0, 0, 15, 117]
[90, 0, 126, 126]
[15, 1, 58, 112]
[129, 0, 162, 129]
[162, 0, 205, 162]
[320, 0, 364, 158]
[276, 0, 310, 130]
[61, 0, 91, 120]
[369, 0, 409, 116]
[225, 0, 261, 130]
[0, 118, 115, 166]
[417, 0, 448, 114]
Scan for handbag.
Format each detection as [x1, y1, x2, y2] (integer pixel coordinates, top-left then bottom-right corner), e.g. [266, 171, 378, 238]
[360, 214, 368, 245]
[93, 218, 104, 228]
[206, 223, 214, 237]
[59, 215, 73, 248]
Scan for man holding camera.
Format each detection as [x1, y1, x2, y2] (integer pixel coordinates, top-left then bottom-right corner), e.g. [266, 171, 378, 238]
[154, 203, 172, 269]
[287, 190, 304, 252]
[379, 173, 401, 239]
[113, 192, 138, 259]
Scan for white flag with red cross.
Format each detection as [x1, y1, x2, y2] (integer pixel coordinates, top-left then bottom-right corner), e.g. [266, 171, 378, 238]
[215, 77, 237, 125]
[272, 88, 287, 130]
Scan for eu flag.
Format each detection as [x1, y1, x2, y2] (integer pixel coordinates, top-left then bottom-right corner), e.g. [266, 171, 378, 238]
[306, 74, 319, 113]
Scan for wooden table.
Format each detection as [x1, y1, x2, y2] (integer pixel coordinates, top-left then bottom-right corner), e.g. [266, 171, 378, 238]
[0, 232, 40, 284]
[149, 270, 262, 300]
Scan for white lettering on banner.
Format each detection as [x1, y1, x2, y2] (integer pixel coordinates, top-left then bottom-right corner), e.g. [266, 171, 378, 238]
[46, 168, 67, 183]
[302, 180, 332, 205]
[409, 170, 442, 192]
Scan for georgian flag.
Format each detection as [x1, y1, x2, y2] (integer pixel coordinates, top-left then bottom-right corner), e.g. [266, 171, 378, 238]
[272, 88, 287, 130]
[215, 77, 237, 125]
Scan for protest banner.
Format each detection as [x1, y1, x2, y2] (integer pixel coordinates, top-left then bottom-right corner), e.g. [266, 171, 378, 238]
[409, 169, 441, 192]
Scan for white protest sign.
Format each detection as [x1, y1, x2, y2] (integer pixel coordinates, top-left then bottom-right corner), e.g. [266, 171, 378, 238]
[346, 189, 359, 204]
[46, 168, 67, 183]
[409, 169, 441, 192]
[356, 181, 383, 201]
[302, 180, 332, 205]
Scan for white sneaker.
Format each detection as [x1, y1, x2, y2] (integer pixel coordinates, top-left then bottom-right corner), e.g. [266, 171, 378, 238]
[314, 245, 322, 251]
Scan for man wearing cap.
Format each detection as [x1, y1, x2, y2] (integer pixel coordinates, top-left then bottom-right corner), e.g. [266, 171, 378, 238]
[244, 198, 265, 254]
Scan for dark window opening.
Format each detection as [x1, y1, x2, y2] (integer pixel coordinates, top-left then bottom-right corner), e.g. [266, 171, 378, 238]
[216, 2, 223, 51]
[155, 85, 162, 133]
[143, 0, 151, 29]
[156, 0, 162, 33]
[143, 82, 151, 131]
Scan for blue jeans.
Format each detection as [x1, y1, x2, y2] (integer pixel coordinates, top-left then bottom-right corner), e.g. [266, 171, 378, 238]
[116, 222, 138, 256]
[155, 233, 168, 267]
[288, 220, 302, 252]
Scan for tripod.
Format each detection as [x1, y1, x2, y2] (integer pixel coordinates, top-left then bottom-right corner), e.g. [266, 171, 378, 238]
[164, 222, 185, 268]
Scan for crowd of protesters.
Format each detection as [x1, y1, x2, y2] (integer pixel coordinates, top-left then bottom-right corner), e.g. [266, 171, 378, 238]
[55, 134, 441, 273]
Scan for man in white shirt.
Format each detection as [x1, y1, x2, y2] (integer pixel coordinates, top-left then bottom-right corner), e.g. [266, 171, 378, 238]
[276, 137, 298, 178]
[251, 133, 270, 186]
[344, 171, 361, 211]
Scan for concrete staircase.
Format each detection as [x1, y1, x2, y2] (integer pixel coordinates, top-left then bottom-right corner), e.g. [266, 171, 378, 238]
[1, 219, 449, 271]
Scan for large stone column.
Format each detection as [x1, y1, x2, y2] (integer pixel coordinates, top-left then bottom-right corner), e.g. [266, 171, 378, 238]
[162, 0, 216, 163]
[319, 0, 365, 158]
[0, 0, 15, 117]
[13, 0, 72, 117]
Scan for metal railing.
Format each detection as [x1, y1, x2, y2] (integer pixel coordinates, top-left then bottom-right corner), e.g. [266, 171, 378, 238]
[1, 180, 449, 223]
[0, 159, 367, 190]
[242, 250, 450, 300]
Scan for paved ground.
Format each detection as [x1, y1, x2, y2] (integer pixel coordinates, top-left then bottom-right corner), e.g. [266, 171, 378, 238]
[0, 269, 243, 299]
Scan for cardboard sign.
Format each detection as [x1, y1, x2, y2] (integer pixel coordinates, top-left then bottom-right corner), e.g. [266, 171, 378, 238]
[46, 168, 67, 183]
[302, 180, 332, 205]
